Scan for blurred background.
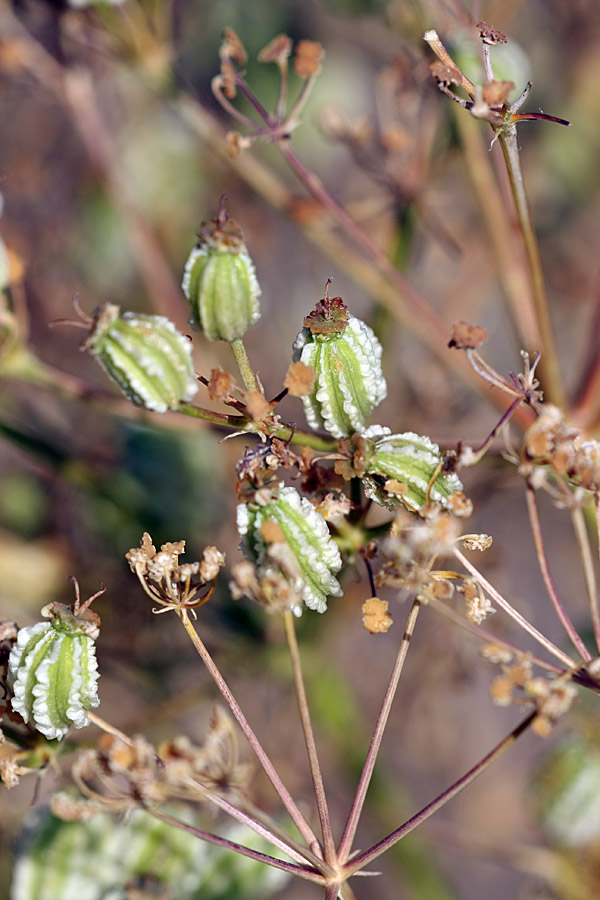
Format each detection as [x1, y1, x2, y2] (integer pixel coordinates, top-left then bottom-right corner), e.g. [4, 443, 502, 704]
[1, 0, 600, 898]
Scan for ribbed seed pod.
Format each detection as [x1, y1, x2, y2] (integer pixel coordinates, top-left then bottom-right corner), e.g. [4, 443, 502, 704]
[80, 303, 197, 413]
[292, 294, 386, 438]
[361, 426, 463, 512]
[9, 602, 100, 741]
[237, 484, 342, 613]
[12, 805, 288, 900]
[182, 208, 261, 342]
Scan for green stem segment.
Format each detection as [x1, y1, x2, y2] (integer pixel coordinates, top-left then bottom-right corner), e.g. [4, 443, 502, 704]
[230, 336, 258, 392]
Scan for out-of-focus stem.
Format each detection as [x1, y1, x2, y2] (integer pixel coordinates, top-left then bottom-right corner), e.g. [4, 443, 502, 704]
[283, 611, 336, 867]
[337, 598, 422, 864]
[343, 711, 536, 875]
[497, 127, 566, 409]
[525, 485, 591, 660]
[454, 112, 540, 350]
[149, 808, 327, 885]
[178, 611, 322, 854]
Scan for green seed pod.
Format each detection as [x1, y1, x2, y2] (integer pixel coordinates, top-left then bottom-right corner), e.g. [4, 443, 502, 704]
[80, 303, 197, 413]
[9, 601, 100, 741]
[12, 804, 288, 900]
[237, 483, 342, 613]
[182, 207, 261, 342]
[361, 426, 463, 512]
[292, 293, 387, 438]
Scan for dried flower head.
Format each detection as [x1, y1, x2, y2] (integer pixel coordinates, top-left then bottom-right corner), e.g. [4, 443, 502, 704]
[127, 533, 225, 616]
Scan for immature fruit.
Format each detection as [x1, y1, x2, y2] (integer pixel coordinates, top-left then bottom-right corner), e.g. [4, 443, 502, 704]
[80, 303, 197, 412]
[9, 602, 100, 741]
[237, 483, 342, 613]
[361, 426, 463, 512]
[292, 294, 386, 438]
[182, 209, 261, 342]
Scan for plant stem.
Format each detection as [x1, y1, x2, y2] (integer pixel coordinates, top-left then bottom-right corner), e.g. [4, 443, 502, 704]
[283, 611, 336, 866]
[343, 711, 536, 876]
[177, 611, 321, 853]
[337, 598, 422, 864]
[453, 547, 577, 669]
[454, 112, 541, 351]
[148, 808, 326, 885]
[497, 126, 566, 408]
[525, 485, 591, 660]
[230, 337, 258, 391]
[183, 774, 317, 868]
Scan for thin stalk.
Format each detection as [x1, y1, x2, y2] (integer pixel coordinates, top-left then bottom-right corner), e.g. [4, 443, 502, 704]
[497, 126, 566, 408]
[429, 598, 564, 675]
[177, 611, 321, 853]
[337, 598, 422, 864]
[525, 485, 591, 660]
[230, 337, 258, 391]
[453, 548, 577, 669]
[454, 112, 541, 351]
[283, 611, 337, 867]
[343, 711, 536, 876]
[177, 403, 337, 451]
[183, 775, 316, 868]
[148, 808, 326, 885]
[86, 711, 135, 746]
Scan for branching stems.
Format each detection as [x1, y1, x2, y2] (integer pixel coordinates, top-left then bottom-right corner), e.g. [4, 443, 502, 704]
[283, 610, 336, 866]
[453, 547, 578, 669]
[177, 610, 322, 855]
[337, 597, 422, 864]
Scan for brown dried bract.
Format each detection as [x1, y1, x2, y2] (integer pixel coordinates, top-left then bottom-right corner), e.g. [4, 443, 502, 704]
[258, 34, 292, 64]
[476, 22, 507, 45]
[294, 40, 324, 78]
[243, 389, 271, 421]
[220, 28, 247, 66]
[448, 321, 488, 350]
[362, 597, 393, 634]
[285, 360, 315, 397]
[208, 367, 237, 402]
[429, 60, 463, 87]
[482, 80, 515, 108]
[304, 294, 349, 335]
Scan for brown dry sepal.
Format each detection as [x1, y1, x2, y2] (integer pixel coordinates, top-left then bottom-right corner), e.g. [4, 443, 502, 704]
[362, 597, 393, 634]
[260, 519, 285, 544]
[446, 492, 474, 518]
[285, 360, 315, 397]
[258, 35, 292, 64]
[220, 28, 247, 66]
[482, 80, 515, 108]
[448, 321, 488, 350]
[429, 60, 464, 88]
[476, 22, 507, 45]
[208, 367, 237, 402]
[293, 40, 324, 78]
[243, 389, 271, 421]
[303, 294, 349, 335]
[314, 492, 352, 522]
[225, 131, 252, 158]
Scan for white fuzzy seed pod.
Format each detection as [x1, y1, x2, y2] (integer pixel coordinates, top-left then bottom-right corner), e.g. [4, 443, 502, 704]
[80, 303, 197, 413]
[9, 603, 100, 741]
